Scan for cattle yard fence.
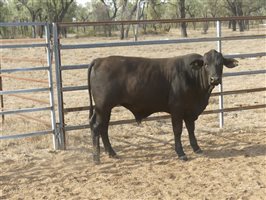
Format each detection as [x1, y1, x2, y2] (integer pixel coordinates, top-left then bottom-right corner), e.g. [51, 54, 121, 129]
[1, 16, 265, 150]
[0, 22, 62, 149]
[53, 16, 266, 150]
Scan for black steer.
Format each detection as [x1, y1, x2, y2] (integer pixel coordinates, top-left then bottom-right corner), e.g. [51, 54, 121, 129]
[88, 49, 238, 163]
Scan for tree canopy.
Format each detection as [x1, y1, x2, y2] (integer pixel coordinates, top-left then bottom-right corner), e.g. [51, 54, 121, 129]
[0, 0, 265, 38]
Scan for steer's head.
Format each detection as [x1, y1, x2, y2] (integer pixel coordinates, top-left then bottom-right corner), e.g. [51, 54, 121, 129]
[191, 49, 238, 86]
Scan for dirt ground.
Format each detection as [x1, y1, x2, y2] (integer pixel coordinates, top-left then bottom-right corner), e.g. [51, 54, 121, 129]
[0, 26, 266, 199]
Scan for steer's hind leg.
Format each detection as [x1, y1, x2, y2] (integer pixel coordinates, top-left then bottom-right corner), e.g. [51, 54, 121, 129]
[90, 108, 116, 163]
[184, 118, 202, 154]
[99, 110, 117, 158]
[90, 112, 101, 164]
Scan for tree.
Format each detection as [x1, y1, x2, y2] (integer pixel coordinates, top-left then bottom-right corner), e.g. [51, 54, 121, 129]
[167, 0, 188, 37]
[0, 0, 9, 38]
[100, 0, 118, 36]
[186, 0, 201, 30]
[16, 0, 42, 37]
[225, 0, 244, 31]
[44, 0, 75, 37]
[123, 0, 139, 38]
[119, 0, 128, 39]
[45, 0, 74, 22]
[179, 0, 187, 37]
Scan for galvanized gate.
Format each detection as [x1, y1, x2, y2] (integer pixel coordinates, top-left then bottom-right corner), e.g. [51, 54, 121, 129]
[0, 22, 61, 149]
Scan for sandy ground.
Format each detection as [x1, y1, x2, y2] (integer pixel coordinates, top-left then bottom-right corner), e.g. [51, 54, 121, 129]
[0, 26, 266, 199]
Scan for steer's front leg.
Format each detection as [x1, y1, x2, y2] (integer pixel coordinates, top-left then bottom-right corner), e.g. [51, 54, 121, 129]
[171, 115, 187, 161]
[184, 118, 202, 154]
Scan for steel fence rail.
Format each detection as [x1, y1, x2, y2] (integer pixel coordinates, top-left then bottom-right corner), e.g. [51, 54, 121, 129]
[0, 130, 52, 140]
[0, 88, 50, 95]
[1, 43, 48, 49]
[60, 64, 88, 71]
[211, 87, 266, 96]
[59, 53, 266, 72]
[0, 106, 52, 115]
[60, 69, 266, 93]
[0, 38, 46, 43]
[224, 53, 266, 59]
[62, 87, 266, 113]
[60, 35, 266, 50]
[62, 85, 88, 92]
[0, 67, 50, 73]
[58, 16, 266, 27]
[0, 22, 47, 27]
[224, 69, 266, 77]
[63, 104, 266, 132]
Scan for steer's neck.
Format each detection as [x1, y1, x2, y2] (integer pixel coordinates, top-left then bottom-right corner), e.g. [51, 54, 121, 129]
[198, 67, 213, 95]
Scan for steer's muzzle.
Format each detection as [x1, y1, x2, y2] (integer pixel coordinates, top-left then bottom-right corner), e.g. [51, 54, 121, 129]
[210, 77, 221, 86]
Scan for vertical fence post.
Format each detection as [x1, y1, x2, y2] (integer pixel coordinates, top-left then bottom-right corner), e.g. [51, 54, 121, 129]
[0, 61, 4, 124]
[45, 23, 57, 149]
[53, 23, 66, 150]
[216, 20, 224, 128]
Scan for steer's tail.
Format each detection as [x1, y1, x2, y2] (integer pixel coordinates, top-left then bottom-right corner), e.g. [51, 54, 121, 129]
[88, 60, 95, 119]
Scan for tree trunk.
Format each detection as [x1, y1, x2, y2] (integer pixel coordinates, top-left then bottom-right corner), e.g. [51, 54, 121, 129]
[202, 22, 209, 34]
[125, 25, 130, 38]
[179, 0, 187, 37]
[120, 25, 125, 40]
[232, 20, 237, 31]
[245, 20, 249, 30]
[31, 25, 36, 38]
[120, 0, 127, 40]
[236, 2, 244, 32]
[238, 20, 244, 32]
[226, 0, 245, 32]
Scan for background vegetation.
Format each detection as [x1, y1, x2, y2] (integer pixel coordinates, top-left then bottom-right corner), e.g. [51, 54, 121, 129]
[0, 0, 265, 38]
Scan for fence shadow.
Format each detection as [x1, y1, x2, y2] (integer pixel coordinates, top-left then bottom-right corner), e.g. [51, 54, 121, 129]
[200, 130, 266, 159]
[204, 143, 266, 159]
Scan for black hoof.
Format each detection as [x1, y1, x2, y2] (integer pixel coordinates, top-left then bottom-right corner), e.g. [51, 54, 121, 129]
[108, 150, 117, 158]
[109, 154, 119, 160]
[194, 148, 203, 154]
[93, 155, 101, 165]
[179, 155, 188, 161]
[109, 152, 119, 159]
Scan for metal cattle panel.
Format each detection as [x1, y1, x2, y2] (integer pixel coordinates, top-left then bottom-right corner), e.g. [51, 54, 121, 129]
[0, 22, 57, 149]
[54, 16, 266, 150]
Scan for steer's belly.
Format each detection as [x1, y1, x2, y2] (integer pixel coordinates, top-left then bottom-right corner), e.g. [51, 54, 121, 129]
[121, 102, 169, 123]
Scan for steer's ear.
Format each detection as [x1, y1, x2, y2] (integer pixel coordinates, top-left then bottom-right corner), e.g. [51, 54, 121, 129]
[223, 58, 238, 68]
[190, 59, 204, 70]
